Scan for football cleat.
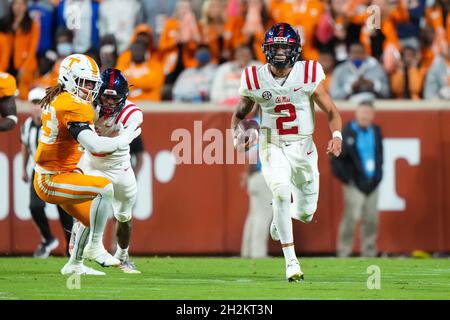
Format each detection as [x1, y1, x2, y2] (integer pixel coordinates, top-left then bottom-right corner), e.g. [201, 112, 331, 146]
[117, 260, 141, 274]
[34, 237, 59, 259]
[83, 242, 121, 267]
[270, 221, 280, 241]
[286, 259, 304, 282]
[60, 262, 105, 276]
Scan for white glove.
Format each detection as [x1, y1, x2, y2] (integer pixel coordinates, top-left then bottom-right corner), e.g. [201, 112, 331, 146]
[116, 123, 142, 148]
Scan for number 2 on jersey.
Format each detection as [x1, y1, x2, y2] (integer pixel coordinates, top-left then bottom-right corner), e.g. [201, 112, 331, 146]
[274, 103, 298, 135]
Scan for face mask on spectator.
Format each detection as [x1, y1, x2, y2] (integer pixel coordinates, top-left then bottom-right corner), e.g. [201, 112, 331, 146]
[196, 51, 211, 64]
[352, 59, 364, 69]
[57, 43, 73, 57]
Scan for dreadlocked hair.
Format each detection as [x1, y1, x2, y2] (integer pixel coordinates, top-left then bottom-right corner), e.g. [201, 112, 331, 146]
[40, 83, 65, 109]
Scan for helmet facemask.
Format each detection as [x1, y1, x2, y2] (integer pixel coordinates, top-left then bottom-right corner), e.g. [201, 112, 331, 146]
[263, 42, 300, 68]
[73, 77, 102, 103]
[97, 89, 127, 118]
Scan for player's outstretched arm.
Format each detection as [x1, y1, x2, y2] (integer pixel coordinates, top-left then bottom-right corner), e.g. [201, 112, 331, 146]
[0, 96, 17, 131]
[312, 82, 343, 157]
[68, 122, 141, 154]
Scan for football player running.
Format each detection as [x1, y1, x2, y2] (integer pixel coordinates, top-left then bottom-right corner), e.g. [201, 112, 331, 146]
[34, 54, 141, 275]
[231, 23, 342, 282]
[71, 68, 143, 273]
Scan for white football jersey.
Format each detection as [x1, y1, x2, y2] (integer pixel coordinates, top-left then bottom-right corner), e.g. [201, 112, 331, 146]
[84, 100, 143, 167]
[239, 60, 325, 141]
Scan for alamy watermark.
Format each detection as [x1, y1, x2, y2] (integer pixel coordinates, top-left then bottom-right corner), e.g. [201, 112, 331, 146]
[366, 265, 381, 290]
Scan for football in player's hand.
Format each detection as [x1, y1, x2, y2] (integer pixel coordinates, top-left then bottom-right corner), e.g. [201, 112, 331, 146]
[234, 119, 260, 151]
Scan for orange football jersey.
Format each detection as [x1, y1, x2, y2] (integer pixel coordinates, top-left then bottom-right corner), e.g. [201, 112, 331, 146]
[35, 91, 94, 173]
[0, 72, 17, 98]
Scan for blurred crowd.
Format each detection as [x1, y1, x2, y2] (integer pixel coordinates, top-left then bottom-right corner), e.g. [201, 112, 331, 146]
[0, 0, 449, 104]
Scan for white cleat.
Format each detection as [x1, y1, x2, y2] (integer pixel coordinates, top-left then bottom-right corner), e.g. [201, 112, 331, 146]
[83, 243, 121, 267]
[286, 259, 304, 282]
[270, 221, 280, 241]
[61, 262, 105, 276]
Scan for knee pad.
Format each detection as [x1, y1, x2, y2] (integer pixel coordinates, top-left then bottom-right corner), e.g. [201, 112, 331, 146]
[114, 211, 132, 223]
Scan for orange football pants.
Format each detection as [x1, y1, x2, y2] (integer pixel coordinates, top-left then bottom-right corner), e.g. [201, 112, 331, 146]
[33, 171, 111, 227]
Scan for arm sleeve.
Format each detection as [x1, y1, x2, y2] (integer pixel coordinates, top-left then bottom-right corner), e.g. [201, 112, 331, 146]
[75, 127, 122, 154]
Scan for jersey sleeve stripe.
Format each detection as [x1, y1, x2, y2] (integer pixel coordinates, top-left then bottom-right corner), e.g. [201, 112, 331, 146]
[252, 66, 260, 89]
[122, 108, 142, 125]
[304, 60, 310, 84]
[244, 67, 252, 90]
[312, 61, 317, 82]
[114, 104, 136, 124]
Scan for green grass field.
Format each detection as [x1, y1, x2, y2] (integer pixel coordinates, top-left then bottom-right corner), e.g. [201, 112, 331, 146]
[0, 257, 449, 300]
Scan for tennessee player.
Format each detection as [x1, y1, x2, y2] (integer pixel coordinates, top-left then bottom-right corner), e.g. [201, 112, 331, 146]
[34, 54, 141, 275]
[0, 71, 18, 131]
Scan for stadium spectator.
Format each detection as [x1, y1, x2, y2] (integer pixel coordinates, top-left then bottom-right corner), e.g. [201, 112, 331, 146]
[210, 45, 261, 105]
[0, 0, 8, 18]
[0, 0, 40, 100]
[318, 50, 335, 92]
[331, 100, 383, 258]
[420, 26, 438, 72]
[172, 45, 217, 103]
[116, 24, 155, 73]
[240, 111, 272, 259]
[0, 71, 17, 131]
[159, 0, 200, 83]
[396, 0, 425, 49]
[274, 0, 325, 61]
[390, 46, 424, 99]
[21, 87, 73, 257]
[99, 34, 118, 70]
[199, 0, 227, 64]
[56, 0, 100, 54]
[315, 0, 349, 64]
[35, 27, 73, 88]
[136, 0, 177, 47]
[425, 0, 450, 58]
[424, 43, 450, 99]
[121, 41, 164, 101]
[224, 0, 272, 63]
[98, 0, 141, 53]
[28, 0, 58, 57]
[330, 42, 390, 100]
[358, 0, 409, 73]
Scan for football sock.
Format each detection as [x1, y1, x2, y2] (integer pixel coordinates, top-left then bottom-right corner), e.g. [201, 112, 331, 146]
[272, 185, 294, 246]
[69, 224, 89, 264]
[282, 245, 297, 262]
[88, 184, 114, 247]
[115, 245, 129, 260]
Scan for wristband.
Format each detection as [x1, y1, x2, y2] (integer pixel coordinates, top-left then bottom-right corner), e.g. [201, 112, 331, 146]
[332, 131, 342, 140]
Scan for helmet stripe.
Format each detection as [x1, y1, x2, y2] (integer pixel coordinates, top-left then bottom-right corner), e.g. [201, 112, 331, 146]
[244, 67, 252, 90]
[86, 56, 99, 77]
[312, 61, 317, 82]
[109, 69, 116, 90]
[304, 60, 310, 84]
[251, 66, 260, 90]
